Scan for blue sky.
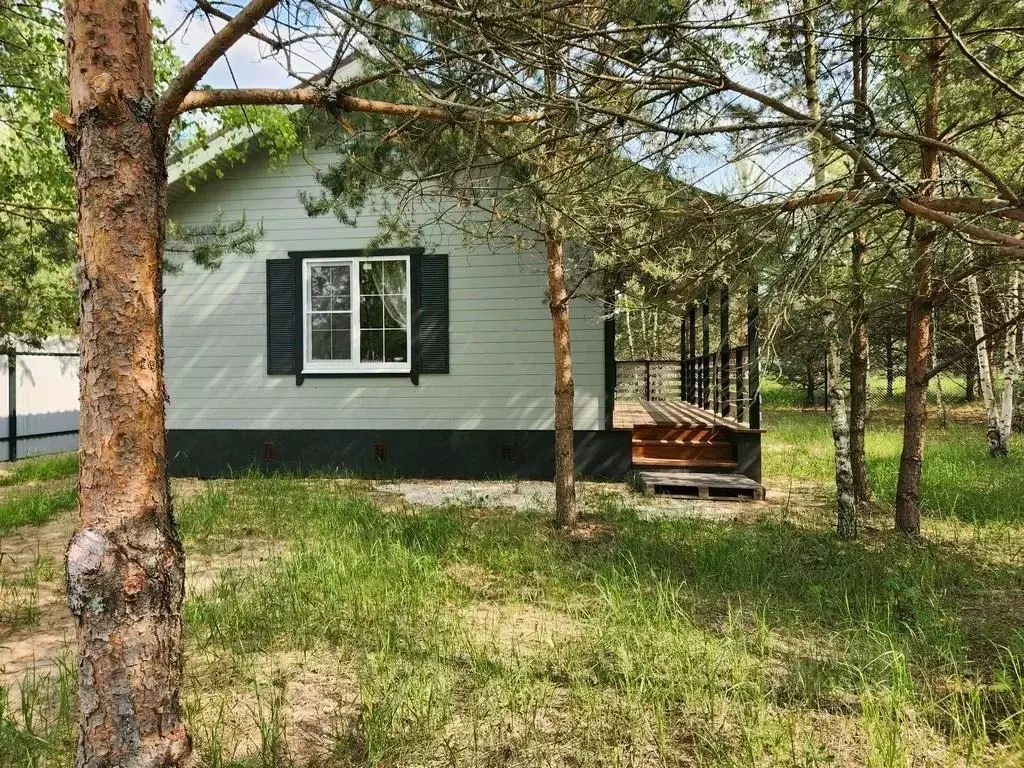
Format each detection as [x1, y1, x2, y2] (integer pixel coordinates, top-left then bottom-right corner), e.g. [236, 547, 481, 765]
[156, 1, 300, 89]
[153, 1, 809, 197]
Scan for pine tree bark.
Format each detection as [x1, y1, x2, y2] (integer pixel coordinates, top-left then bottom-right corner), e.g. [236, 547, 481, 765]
[545, 213, 577, 528]
[894, 29, 943, 536]
[896, 243, 934, 535]
[63, 1, 189, 766]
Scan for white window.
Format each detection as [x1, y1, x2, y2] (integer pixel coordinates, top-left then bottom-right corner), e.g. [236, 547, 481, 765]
[302, 254, 411, 373]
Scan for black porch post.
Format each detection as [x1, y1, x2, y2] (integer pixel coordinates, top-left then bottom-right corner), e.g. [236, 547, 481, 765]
[736, 347, 745, 423]
[701, 296, 710, 410]
[679, 317, 686, 401]
[7, 353, 16, 462]
[688, 305, 697, 404]
[748, 281, 761, 430]
[720, 285, 731, 419]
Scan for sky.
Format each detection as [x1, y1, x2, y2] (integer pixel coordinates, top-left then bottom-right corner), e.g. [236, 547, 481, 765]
[152, 1, 808, 198]
[155, 1, 311, 89]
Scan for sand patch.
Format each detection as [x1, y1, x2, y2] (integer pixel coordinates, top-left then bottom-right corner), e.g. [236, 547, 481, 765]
[459, 600, 577, 657]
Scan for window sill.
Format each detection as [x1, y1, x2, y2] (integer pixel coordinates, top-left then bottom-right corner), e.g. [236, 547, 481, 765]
[301, 369, 412, 378]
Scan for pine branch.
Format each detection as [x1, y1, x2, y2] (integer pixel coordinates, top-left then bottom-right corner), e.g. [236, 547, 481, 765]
[156, 0, 283, 132]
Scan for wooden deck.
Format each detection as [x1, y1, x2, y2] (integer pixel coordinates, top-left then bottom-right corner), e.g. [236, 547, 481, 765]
[612, 400, 760, 433]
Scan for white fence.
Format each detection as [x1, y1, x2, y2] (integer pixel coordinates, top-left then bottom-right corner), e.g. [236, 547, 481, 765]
[0, 340, 80, 461]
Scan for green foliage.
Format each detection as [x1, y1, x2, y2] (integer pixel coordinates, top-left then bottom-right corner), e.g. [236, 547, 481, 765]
[3, 418, 1024, 765]
[0, 4, 270, 348]
[0, 4, 76, 348]
[166, 213, 263, 272]
[171, 473, 1024, 764]
[764, 386, 1024, 524]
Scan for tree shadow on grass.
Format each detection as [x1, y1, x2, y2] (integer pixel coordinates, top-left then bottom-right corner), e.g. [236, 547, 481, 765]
[396, 504, 1024, 673]
[865, 443, 1024, 526]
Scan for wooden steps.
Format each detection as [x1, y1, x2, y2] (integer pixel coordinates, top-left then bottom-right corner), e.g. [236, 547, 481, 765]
[624, 411, 764, 501]
[629, 423, 737, 470]
[632, 456, 739, 470]
[632, 440, 736, 463]
[638, 470, 765, 500]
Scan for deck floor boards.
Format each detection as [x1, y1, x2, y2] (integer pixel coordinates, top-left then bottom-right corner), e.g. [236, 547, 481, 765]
[613, 400, 758, 433]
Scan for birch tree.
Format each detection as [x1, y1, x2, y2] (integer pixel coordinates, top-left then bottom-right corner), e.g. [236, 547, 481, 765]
[799, 0, 857, 538]
[967, 273, 1002, 452]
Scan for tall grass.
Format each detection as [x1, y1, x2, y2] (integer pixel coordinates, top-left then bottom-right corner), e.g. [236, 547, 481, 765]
[175, 477, 1024, 766]
[3, 405, 1023, 766]
[0, 486, 78, 536]
[0, 453, 78, 488]
[763, 399, 1024, 524]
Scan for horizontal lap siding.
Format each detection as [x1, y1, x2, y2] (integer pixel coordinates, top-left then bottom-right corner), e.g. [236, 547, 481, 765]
[165, 150, 607, 431]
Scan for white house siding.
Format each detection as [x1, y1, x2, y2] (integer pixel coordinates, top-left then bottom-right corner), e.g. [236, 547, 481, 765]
[0, 339, 80, 461]
[164, 149, 609, 433]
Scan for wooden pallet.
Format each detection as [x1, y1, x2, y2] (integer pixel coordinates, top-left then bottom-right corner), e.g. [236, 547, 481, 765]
[638, 470, 765, 501]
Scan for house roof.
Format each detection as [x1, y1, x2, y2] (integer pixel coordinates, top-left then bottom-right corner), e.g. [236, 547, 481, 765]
[167, 55, 362, 190]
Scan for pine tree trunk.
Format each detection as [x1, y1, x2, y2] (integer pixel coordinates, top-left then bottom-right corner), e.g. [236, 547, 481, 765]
[805, 362, 816, 405]
[63, 1, 189, 766]
[895, 231, 935, 536]
[968, 274, 1002, 454]
[545, 215, 577, 528]
[827, 310, 857, 539]
[895, 29, 942, 537]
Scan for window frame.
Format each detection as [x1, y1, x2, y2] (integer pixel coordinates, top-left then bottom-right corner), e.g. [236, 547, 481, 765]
[300, 253, 413, 375]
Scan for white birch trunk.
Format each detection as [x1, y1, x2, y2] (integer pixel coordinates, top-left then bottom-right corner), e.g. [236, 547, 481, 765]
[625, 308, 634, 359]
[998, 269, 1019, 450]
[968, 274, 1004, 455]
[826, 309, 857, 539]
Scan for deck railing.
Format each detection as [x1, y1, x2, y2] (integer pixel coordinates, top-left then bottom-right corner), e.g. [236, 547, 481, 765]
[614, 282, 761, 429]
[616, 351, 757, 425]
[615, 360, 681, 402]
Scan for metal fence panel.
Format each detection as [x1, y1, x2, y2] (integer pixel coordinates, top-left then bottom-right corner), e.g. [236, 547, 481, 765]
[0, 342, 80, 461]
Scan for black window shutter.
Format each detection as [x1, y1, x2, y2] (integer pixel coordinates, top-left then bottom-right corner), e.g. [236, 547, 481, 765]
[266, 258, 298, 375]
[415, 254, 449, 375]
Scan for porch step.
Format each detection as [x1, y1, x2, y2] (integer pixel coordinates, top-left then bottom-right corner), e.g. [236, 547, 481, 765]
[632, 441, 736, 463]
[638, 470, 765, 501]
[631, 456, 739, 470]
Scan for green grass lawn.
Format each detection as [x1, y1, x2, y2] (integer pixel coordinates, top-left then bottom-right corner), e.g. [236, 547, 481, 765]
[762, 380, 1024, 526]
[0, 453, 78, 536]
[2, 407, 1023, 767]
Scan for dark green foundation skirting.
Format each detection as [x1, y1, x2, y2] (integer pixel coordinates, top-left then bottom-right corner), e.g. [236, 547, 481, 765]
[168, 429, 633, 481]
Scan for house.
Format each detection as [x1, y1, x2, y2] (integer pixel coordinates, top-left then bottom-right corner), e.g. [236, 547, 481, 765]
[163, 104, 763, 495]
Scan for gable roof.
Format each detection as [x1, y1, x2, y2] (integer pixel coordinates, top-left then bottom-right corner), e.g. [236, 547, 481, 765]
[167, 55, 362, 190]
